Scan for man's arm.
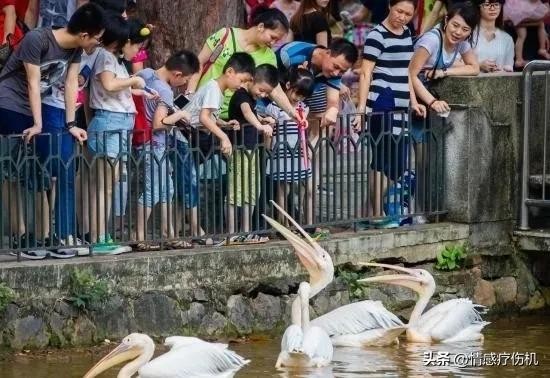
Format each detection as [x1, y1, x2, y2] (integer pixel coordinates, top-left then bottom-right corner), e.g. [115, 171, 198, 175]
[22, 62, 42, 141]
[64, 61, 87, 142]
[321, 86, 339, 127]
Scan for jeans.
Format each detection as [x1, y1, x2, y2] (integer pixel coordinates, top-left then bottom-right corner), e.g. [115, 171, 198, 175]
[136, 143, 174, 208]
[171, 138, 199, 209]
[35, 104, 77, 238]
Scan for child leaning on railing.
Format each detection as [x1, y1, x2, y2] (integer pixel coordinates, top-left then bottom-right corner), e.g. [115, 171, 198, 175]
[265, 67, 315, 227]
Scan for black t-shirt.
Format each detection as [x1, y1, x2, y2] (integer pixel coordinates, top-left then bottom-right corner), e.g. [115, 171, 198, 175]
[227, 88, 261, 149]
[292, 11, 332, 45]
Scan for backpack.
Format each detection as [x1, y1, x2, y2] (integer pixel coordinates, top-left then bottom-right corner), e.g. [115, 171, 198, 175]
[132, 94, 151, 146]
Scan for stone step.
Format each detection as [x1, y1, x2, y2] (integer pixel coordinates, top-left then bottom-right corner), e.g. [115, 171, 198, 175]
[514, 229, 550, 252]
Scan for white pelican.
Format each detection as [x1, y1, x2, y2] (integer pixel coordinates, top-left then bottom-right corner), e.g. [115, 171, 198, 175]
[264, 201, 406, 347]
[358, 262, 490, 343]
[275, 281, 334, 368]
[83, 333, 250, 378]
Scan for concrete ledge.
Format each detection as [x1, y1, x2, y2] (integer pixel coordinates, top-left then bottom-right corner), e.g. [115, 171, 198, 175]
[515, 230, 550, 252]
[0, 223, 470, 300]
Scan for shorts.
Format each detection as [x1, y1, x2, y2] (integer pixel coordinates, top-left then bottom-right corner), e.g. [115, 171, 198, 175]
[170, 138, 199, 209]
[0, 108, 42, 187]
[227, 149, 258, 206]
[369, 115, 409, 181]
[410, 113, 430, 144]
[136, 144, 174, 208]
[87, 110, 135, 160]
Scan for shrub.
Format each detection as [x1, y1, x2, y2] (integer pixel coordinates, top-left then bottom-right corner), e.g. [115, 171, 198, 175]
[0, 282, 15, 311]
[67, 268, 109, 311]
[435, 244, 467, 271]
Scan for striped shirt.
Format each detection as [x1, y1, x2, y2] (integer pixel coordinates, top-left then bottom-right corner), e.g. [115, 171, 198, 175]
[276, 41, 341, 114]
[363, 24, 413, 131]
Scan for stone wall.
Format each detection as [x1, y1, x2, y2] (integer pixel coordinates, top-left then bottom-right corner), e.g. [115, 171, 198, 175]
[0, 223, 548, 349]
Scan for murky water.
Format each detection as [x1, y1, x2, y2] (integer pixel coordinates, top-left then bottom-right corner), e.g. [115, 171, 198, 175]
[0, 315, 549, 377]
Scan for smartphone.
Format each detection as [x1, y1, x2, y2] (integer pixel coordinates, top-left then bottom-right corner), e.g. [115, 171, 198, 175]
[174, 94, 190, 109]
[80, 65, 92, 81]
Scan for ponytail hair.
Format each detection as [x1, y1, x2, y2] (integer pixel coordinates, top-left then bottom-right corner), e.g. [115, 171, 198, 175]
[250, 5, 289, 32]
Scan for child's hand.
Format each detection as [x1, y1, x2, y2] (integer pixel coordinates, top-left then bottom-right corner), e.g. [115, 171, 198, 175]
[131, 76, 146, 89]
[220, 135, 232, 156]
[261, 116, 276, 127]
[132, 88, 160, 100]
[261, 124, 273, 137]
[227, 119, 240, 130]
[78, 74, 86, 87]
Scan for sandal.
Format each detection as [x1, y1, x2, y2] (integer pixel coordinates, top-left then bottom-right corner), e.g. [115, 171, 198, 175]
[166, 240, 193, 250]
[226, 234, 270, 245]
[134, 242, 160, 252]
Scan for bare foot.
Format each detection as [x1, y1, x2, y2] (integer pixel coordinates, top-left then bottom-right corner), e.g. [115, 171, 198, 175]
[538, 49, 550, 59]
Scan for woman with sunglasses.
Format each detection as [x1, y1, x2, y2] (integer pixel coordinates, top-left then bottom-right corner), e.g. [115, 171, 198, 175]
[474, 0, 514, 72]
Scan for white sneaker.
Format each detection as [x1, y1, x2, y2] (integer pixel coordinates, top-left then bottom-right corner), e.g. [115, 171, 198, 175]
[57, 235, 90, 257]
[10, 249, 50, 260]
[413, 215, 429, 225]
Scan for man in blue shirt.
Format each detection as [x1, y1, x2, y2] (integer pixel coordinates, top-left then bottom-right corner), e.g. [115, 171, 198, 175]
[276, 38, 358, 128]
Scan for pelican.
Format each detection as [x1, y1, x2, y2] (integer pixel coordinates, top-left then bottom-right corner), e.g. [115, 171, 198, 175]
[264, 201, 406, 348]
[358, 262, 490, 343]
[83, 333, 250, 378]
[275, 281, 334, 368]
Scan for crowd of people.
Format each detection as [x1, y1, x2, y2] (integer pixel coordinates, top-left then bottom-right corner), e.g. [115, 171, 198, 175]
[0, 0, 545, 260]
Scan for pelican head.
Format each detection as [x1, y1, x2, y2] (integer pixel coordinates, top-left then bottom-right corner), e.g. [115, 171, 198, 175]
[263, 201, 334, 295]
[83, 333, 155, 378]
[357, 262, 436, 298]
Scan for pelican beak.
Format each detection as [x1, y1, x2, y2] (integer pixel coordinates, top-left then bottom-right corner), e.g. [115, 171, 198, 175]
[357, 262, 424, 294]
[262, 201, 324, 271]
[83, 342, 141, 378]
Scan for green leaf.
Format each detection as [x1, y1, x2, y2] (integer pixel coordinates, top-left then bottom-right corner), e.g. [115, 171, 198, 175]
[448, 260, 456, 270]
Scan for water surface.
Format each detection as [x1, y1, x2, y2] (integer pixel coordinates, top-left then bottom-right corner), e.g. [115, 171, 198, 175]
[1, 315, 548, 377]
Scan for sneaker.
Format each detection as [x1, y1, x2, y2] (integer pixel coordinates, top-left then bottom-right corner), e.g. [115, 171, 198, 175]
[9, 234, 51, 259]
[355, 221, 373, 231]
[56, 235, 89, 257]
[16, 250, 49, 260]
[375, 218, 400, 229]
[92, 243, 121, 255]
[49, 249, 76, 259]
[413, 215, 428, 225]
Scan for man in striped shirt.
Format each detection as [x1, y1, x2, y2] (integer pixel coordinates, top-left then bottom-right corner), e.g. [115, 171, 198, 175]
[276, 38, 358, 127]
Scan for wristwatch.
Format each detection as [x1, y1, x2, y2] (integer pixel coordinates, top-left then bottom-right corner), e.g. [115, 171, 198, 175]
[66, 120, 77, 130]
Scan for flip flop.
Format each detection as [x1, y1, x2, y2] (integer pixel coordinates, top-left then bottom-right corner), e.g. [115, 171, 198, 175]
[166, 240, 193, 250]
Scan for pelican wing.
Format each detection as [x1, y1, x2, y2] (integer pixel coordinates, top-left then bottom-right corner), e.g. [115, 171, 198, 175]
[301, 326, 333, 362]
[417, 298, 487, 342]
[165, 336, 228, 351]
[311, 300, 404, 336]
[139, 342, 249, 378]
[281, 324, 304, 352]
